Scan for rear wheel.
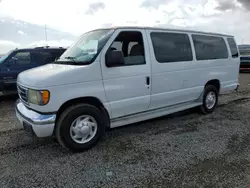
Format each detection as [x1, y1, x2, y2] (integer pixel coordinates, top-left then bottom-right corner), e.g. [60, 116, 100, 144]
[200, 85, 218, 114]
[56, 104, 105, 152]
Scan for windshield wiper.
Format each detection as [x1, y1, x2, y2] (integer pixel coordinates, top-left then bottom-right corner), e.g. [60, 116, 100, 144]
[54, 56, 91, 65]
[65, 56, 77, 63]
[53, 56, 78, 65]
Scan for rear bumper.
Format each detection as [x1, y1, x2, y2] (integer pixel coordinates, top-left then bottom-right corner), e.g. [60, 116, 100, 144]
[15, 99, 56, 137]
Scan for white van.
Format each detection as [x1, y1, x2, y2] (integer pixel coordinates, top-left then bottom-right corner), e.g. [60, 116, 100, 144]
[15, 27, 240, 152]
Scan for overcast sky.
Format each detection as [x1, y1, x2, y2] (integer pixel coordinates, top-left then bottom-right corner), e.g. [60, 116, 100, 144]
[0, 0, 250, 53]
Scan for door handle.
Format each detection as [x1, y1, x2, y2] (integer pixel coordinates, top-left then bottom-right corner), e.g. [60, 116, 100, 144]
[146, 76, 150, 86]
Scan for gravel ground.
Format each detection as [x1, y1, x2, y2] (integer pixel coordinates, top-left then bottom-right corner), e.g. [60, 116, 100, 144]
[0, 74, 250, 188]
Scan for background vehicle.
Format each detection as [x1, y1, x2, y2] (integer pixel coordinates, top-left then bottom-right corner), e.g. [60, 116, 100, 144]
[238, 45, 250, 72]
[0, 46, 66, 96]
[15, 27, 240, 152]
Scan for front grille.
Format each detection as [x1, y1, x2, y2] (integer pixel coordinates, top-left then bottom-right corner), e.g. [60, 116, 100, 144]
[17, 84, 28, 104]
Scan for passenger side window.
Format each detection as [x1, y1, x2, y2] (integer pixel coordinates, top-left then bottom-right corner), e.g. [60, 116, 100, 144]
[12, 52, 31, 65]
[227, 38, 239, 58]
[150, 32, 193, 63]
[106, 31, 145, 67]
[192, 35, 228, 60]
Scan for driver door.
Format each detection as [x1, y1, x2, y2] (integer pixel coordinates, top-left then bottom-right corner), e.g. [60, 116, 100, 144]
[100, 29, 151, 119]
[2, 51, 34, 92]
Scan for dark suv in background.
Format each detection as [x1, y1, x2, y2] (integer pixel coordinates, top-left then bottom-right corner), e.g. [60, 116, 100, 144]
[239, 45, 250, 72]
[0, 46, 66, 96]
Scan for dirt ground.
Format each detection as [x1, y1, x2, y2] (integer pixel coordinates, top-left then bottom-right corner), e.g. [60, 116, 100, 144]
[0, 74, 250, 188]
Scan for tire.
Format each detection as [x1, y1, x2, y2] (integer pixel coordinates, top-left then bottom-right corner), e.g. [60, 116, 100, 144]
[200, 85, 218, 114]
[56, 104, 106, 152]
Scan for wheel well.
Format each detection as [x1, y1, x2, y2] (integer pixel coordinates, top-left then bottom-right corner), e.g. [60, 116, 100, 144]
[205, 79, 220, 92]
[56, 97, 110, 127]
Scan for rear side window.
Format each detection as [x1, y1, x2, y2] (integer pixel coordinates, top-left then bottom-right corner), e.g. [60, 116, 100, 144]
[192, 35, 228, 60]
[39, 50, 65, 64]
[40, 52, 54, 64]
[227, 38, 239, 58]
[150, 32, 193, 63]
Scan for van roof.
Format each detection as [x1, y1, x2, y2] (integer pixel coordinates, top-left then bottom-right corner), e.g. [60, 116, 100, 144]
[96, 26, 234, 38]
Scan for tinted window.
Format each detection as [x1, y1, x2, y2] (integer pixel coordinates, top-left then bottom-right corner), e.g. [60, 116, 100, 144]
[106, 31, 145, 67]
[13, 52, 31, 65]
[150, 32, 193, 63]
[192, 35, 228, 60]
[40, 52, 54, 64]
[38, 50, 65, 64]
[50, 50, 65, 60]
[227, 38, 239, 58]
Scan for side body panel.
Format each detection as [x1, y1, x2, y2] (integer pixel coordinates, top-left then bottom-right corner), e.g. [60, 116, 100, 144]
[146, 29, 239, 110]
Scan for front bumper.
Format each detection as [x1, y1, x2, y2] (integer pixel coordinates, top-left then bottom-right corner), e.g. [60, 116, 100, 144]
[15, 100, 56, 137]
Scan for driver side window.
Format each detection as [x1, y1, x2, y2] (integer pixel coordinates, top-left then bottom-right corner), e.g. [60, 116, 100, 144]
[106, 31, 146, 67]
[12, 52, 31, 65]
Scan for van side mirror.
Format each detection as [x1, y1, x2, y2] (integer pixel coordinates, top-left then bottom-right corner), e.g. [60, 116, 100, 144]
[105, 50, 125, 67]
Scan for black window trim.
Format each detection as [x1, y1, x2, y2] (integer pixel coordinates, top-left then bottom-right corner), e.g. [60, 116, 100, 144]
[150, 31, 194, 64]
[227, 37, 239, 58]
[105, 30, 146, 68]
[192, 34, 229, 61]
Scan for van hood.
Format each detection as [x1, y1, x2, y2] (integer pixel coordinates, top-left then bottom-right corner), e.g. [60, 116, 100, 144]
[17, 63, 100, 88]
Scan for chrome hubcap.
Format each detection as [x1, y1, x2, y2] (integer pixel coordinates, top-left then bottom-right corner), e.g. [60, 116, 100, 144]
[205, 91, 216, 109]
[70, 115, 97, 144]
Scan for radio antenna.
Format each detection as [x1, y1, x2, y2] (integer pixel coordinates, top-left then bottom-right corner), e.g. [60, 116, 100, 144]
[45, 24, 48, 46]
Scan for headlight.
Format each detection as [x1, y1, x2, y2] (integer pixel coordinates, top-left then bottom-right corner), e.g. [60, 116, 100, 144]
[28, 89, 50, 105]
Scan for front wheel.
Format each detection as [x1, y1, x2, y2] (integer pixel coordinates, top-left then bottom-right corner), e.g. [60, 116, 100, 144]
[200, 85, 218, 114]
[56, 104, 105, 152]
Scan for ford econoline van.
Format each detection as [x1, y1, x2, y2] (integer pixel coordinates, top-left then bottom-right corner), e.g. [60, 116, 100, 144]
[15, 27, 240, 152]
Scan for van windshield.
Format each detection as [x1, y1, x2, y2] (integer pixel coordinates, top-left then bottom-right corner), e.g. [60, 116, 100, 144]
[56, 29, 114, 65]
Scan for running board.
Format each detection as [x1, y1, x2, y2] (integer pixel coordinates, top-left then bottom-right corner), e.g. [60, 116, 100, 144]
[110, 102, 202, 128]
